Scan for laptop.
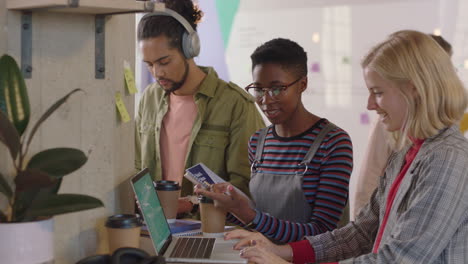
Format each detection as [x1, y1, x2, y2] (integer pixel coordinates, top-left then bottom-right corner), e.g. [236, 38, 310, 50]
[131, 168, 247, 263]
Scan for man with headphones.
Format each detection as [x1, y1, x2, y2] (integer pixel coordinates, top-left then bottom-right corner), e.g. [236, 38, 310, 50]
[135, 0, 265, 215]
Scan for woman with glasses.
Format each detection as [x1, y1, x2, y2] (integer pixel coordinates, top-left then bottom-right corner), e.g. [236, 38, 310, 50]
[196, 38, 353, 243]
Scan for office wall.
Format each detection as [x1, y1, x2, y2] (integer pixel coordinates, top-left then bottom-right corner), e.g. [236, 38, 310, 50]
[0, 3, 136, 263]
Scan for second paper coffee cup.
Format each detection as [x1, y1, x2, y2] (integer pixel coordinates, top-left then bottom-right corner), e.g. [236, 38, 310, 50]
[200, 196, 226, 238]
[154, 180, 181, 223]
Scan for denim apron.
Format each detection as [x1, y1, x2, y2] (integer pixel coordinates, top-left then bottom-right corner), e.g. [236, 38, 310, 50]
[249, 123, 336, 222]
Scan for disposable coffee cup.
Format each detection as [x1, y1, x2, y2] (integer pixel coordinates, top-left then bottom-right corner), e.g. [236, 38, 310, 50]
[199, 196, 227, 238]
[154, 180, 181, 223]
[105, 214, 142, 254]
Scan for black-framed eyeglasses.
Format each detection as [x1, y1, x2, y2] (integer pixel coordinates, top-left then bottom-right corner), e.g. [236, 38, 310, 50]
[245, 76, 305, 100]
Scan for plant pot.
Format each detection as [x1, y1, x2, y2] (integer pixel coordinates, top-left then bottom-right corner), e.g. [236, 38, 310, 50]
[0, 218, 54, 264]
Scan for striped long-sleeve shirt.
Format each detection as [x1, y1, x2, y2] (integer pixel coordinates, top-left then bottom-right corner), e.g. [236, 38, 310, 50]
[228, 119, 353, 242]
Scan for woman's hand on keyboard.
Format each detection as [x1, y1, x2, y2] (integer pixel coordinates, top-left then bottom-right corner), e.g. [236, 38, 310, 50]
[225, 230, 293, 263]
[239, 237, 292, 264]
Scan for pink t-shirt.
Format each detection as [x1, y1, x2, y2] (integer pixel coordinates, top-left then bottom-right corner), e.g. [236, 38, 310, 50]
[160, 93, 197, 184]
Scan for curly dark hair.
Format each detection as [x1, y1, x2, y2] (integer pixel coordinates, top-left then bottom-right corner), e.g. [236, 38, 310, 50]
[251, 38, 308, 78]
[429, 34, 453, 57]
[137, 0, 203, 51]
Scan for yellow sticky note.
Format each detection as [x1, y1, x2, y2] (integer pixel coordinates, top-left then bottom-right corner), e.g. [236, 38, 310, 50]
[115, 92, 130, 123]
[124, 60, 138, 94]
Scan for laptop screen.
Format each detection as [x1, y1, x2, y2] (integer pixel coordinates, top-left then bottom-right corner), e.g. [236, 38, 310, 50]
[131, 169, 171, 253]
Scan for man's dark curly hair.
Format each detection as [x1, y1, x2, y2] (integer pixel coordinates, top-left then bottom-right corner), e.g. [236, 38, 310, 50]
[251, 38, 308, 78]
[137, 0, 203, 52]
[429, 34, 453, 57]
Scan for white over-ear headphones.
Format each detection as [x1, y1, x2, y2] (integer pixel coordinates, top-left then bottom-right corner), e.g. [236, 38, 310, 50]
[142, 8, 200, 59]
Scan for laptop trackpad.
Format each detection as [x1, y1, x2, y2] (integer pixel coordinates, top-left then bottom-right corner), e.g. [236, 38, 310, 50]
[165, 237, 246, 264]
[209, 239, 246, 263]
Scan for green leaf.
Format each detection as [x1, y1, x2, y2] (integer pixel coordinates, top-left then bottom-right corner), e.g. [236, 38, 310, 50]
[27, 148, 87, 178]
[0, 54, 30, 136]
[12, 189, 37, 222]
[13, 180, 61, 222]
[0, 110, 20, 159]
[0, 172, 13, 199]
[12, 182, 64, 222]
[14, 168, 55, 192]
[49, 178, 62, 195]
[13, 171, 64, 221]
[26, 194, 104, 218]
[25, 88, 82, 153]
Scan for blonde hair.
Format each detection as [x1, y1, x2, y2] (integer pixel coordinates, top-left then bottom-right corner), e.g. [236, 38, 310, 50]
[362, 30, 467, 150]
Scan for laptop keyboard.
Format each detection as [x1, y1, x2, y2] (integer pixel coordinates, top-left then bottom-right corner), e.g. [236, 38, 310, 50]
[170, 237, 216, 259]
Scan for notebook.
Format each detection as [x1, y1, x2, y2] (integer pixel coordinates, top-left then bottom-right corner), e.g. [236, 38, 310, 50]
[169, 219, 201, 234]
[141, 219, 202, 237]
[131, 168, 247, 263]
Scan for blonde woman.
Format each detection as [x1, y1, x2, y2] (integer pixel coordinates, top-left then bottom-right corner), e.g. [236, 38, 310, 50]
[350, 34, 454, 220]
[230, 30, 468, 264]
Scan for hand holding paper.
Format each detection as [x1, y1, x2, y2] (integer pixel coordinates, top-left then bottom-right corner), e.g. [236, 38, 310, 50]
[185, 163, 253, 205]
[186, 163, 256, 224]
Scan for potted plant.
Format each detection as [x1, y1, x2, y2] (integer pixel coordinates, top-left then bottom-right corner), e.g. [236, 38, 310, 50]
[0, 54, 104, 264]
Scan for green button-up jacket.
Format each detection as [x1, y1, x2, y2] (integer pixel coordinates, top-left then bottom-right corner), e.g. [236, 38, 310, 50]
[135, 67, 265, 196]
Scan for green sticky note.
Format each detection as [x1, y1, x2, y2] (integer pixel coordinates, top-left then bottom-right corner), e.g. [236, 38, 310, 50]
[124, 60, 137, 94]
[115, 92, 130, 123]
